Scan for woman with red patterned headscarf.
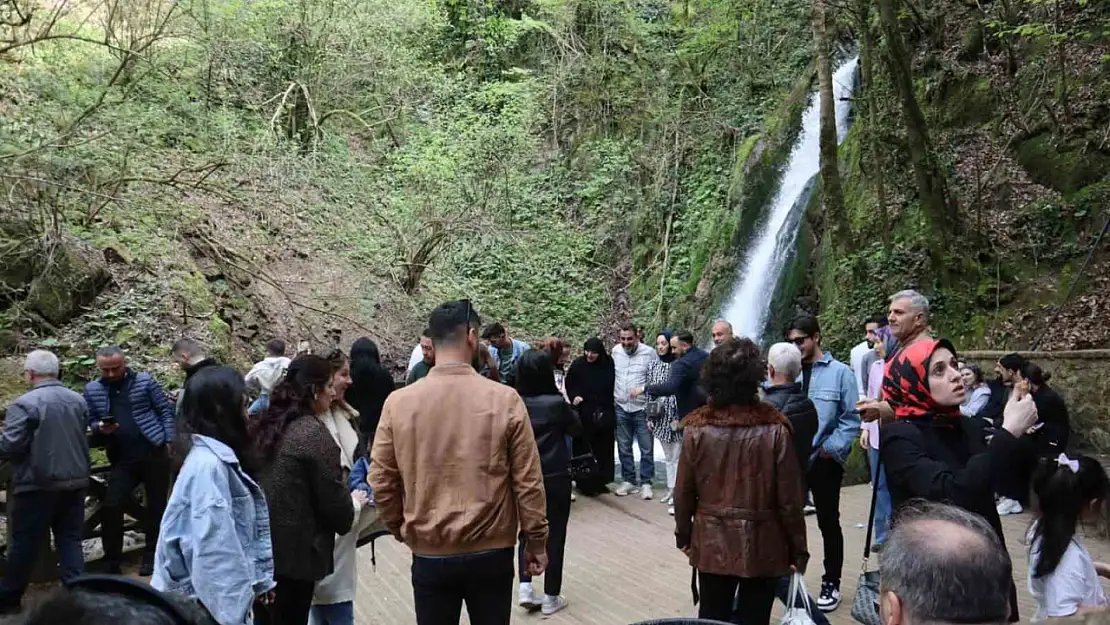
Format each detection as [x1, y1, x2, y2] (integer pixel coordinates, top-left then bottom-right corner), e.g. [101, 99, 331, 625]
[880, 338, 1038, 621]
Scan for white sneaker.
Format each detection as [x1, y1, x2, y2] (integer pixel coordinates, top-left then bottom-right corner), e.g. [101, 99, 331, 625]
[804, 503, 817, 515]
[519, 584, 542, 611]
[542, 595, 568, 616]
[614, 482, 638, 497]
[817, 581, 841, 612]
[570, 491, 576, 502]
[661, 490, 673, 505]
[668, 506, 675, 516]
[996, 497, 1023, 516]
[641, 484, 653, 500]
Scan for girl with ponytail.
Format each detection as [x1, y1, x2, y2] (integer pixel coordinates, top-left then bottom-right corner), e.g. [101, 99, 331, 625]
[1029, 453, 1110, 620]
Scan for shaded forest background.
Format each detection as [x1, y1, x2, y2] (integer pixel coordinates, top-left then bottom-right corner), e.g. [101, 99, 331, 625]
[1, 0, 1109, 393]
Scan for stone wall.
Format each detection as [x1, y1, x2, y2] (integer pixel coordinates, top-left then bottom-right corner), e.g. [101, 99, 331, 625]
[962, 350, 1110, 452]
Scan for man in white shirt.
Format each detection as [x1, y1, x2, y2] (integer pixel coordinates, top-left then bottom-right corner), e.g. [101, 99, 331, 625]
[611, 324, 658, 499]
[849, 316, 886, 396]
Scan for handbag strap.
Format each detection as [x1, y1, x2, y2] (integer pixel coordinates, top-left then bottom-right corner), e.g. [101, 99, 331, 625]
[862, 450, 882, 564]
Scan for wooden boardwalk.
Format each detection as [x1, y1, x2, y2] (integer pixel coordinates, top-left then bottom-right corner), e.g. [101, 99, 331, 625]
[354, 483, 1110, 624]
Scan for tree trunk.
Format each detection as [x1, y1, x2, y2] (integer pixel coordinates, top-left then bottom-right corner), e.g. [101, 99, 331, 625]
[857, 0, 891, 249]
[813, 0, 848, 245]
[876, 0, 953, 260]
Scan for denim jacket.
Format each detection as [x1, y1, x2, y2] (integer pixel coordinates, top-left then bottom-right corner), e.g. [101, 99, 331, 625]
[152, 435, 275, 625]
[797, 352, 861, 465]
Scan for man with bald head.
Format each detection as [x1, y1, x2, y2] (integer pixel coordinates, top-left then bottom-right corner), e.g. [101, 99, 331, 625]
[711, 320, 734, 347]
[879, 501, 1015, 625]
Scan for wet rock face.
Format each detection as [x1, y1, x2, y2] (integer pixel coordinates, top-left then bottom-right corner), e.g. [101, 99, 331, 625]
[0, 221, 112, 327]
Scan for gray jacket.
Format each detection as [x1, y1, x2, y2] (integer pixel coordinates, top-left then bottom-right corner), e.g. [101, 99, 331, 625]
[0, 380, 91, 493]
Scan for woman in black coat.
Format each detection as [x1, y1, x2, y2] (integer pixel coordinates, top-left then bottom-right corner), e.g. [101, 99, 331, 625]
[515, 351, 582, 614]
[880, 338, 1038, 622]
[1023, 363, 1070, 456]
[345, 337, 395, 445]
[564, 337, 615, 495]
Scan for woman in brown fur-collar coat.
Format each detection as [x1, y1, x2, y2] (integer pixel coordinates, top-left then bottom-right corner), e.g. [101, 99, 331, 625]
[674, 337, 809, 625]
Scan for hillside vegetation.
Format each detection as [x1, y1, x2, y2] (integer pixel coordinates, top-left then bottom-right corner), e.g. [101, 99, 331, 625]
[1, 0, 1109, 395]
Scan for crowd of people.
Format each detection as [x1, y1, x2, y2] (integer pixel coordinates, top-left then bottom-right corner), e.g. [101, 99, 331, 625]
[0, 289, 1107, 625]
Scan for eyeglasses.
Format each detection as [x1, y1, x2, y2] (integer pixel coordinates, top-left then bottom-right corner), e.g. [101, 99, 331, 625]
[790, 336, 810, 347]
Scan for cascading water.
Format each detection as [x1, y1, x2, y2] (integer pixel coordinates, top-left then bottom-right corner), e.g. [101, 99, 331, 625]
[720, 56, 860, 343]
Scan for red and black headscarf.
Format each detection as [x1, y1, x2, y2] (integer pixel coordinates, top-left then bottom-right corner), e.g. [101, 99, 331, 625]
[881, 338, 961, 422]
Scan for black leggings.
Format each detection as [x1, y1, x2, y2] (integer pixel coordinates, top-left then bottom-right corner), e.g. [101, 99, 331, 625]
[519, 476, 572, 595]
[698, 572, 777, 625]
[254, 576, 315, 625]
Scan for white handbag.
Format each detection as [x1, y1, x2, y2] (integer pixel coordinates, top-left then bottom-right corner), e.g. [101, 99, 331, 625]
[780, 572, 818, 625]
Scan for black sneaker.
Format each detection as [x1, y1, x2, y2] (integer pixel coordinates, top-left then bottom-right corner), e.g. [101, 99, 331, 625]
[817, 581, 841, 612]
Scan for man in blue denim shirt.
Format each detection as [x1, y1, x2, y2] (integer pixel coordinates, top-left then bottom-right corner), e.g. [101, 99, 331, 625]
[786, 315, 860, 614]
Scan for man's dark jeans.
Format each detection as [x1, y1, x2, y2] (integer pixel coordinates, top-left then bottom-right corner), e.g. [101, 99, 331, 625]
[808, 456, 845, 584]
[412, 548, 514, 625]
[0, 488, 86, 606]
[102, 446, 170, 565]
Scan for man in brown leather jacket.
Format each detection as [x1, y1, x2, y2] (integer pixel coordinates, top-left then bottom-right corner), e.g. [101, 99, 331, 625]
[371, 300, 549, 625]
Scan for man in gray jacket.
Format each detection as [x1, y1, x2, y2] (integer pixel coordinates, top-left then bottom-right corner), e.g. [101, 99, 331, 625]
[0, 349, 90, 615]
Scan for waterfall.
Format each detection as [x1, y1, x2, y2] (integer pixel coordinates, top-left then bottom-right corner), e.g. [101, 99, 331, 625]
[720, 56, 860, 343]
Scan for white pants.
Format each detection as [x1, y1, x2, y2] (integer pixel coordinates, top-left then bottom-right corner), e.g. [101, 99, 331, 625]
[661, 440, 682, 490]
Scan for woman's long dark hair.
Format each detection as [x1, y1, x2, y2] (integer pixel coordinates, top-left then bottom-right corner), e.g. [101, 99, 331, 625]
[1023, 362, 1052, 386]
[250, 354, 333, 464]
[349, 337, 385, 384]
[178, 366, 259, 477]
[1031, 455, 1110, 577]
[515, 350, 560, 397]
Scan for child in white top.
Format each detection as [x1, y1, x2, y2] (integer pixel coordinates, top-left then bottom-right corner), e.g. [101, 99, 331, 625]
[1028, 453, 1110, 620]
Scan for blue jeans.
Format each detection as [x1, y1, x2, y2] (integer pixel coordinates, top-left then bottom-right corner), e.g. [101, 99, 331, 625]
[0, 488, 86, 606]
[772, 576, 830, 625]
[868, 447, 891, 546]
[309, 601, 354, 625]
[615, 407, 653, 485]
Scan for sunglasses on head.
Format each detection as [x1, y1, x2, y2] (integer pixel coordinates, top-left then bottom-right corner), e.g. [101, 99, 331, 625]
[790, 336, 810, 346]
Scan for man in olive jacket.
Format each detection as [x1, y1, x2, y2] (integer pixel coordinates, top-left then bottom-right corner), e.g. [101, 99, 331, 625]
[371, 300, 549, 625]
[0, 350, 90, 614]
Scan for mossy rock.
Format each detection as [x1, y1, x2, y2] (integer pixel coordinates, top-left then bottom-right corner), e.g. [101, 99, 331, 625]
[24, 236, 112, 326]
[0, 358, 27, 415]
[1065, 181, 1110, 221]
[936, 73, 996, 128]
[1016, 133, 1110, 194]
[0, 220, 39, 302]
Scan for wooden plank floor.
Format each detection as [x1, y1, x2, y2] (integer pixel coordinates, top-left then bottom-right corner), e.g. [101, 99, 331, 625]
[354, 483, 1110, 624]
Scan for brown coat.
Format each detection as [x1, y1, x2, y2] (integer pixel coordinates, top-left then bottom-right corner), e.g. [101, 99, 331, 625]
[674, 402, 809, 578]
[369, 363, 549, 556]
[258, 413, 355, 581]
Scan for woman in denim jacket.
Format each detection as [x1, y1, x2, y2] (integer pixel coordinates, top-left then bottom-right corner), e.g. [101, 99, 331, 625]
[152, 366, 275, 625]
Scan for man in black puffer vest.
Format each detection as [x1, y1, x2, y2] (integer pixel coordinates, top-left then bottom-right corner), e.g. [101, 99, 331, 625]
[763, 342, 818, 490]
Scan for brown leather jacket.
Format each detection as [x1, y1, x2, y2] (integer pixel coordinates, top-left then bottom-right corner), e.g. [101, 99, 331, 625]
[674, 402, 809, 578]
[369, 363, 549, 557]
